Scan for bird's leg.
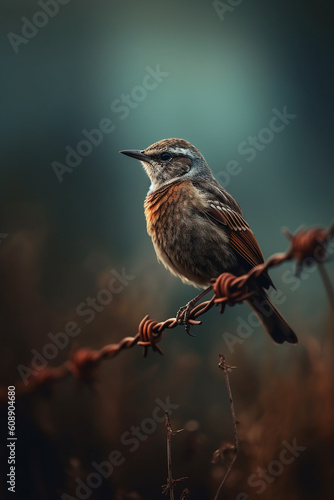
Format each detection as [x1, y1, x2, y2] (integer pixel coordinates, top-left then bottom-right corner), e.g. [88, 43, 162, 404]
[176, 285, 213, 335]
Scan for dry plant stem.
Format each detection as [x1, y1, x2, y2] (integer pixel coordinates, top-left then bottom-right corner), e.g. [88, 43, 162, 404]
[213, 355, 239, 500]
[166, 412, 175, 500]
[162, 411, 187, 498]
[318, 262, 334, 310]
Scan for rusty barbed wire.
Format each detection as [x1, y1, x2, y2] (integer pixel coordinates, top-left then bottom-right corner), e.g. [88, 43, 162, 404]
[1, 223, 333, 401]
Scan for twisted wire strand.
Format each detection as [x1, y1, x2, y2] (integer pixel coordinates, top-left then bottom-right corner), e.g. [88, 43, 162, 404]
[1, 223, 332, 401]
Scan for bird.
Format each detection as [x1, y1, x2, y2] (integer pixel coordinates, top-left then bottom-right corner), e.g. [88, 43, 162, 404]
[120, 138, 297, 344]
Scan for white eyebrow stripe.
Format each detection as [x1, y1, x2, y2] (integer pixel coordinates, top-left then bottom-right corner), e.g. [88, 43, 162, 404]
[168, 147, 196, 158]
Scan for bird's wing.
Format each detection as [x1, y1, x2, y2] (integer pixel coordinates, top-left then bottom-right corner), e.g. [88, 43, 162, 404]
[203, 200, 274, 289]
[206, 201, 264, 267]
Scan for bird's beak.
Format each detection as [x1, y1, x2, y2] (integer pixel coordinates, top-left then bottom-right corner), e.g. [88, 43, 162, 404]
[119, 149, 148, 161]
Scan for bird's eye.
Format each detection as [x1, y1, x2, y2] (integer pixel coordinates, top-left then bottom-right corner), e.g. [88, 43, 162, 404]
[160, 152, 172, 161]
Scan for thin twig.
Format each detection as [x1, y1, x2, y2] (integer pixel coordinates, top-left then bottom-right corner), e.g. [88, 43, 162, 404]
[165, 411, 174, 500]
[318, 262, 334, 310]
[213, 355, 239, 500]
[162, 411, 187, 499]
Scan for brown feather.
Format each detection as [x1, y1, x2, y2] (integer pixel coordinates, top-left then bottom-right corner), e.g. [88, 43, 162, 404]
[205, 205, 274, 289]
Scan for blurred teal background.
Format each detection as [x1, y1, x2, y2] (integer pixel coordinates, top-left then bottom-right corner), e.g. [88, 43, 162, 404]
[1, 0, 333, 316]
[1, 1, 334, 499]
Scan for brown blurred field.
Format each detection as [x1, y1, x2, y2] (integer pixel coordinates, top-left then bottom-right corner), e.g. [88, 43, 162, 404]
[1, 227, 333, 499]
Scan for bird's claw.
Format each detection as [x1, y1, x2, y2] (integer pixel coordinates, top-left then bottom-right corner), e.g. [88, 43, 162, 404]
[176, 303, 197, 336]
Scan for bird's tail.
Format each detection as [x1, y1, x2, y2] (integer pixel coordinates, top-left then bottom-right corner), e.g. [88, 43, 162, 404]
[248, 291, 298, 344]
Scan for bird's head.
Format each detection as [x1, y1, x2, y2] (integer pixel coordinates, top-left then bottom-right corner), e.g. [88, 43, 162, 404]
[120, 138, 212, 191]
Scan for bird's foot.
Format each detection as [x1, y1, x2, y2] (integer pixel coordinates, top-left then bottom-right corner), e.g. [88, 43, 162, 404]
[176, 302, 197, 336]
[176, 286, 213, 335]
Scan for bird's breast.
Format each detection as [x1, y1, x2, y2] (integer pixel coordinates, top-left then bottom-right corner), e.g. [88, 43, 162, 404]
[144, 180, 196, 241]
[143, 180, 232, 287]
